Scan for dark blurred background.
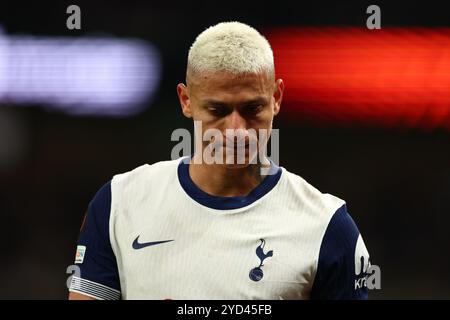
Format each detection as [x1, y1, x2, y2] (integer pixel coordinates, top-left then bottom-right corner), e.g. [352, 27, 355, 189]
[0, 0, 449, 299]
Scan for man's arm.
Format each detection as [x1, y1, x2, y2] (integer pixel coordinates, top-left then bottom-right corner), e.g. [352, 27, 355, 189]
[310, 204, 370, 300]
[68, 181, 121, 300]
[68, 292, 97, 300]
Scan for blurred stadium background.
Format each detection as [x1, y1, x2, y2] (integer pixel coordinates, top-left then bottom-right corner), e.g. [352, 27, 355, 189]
[0, 0, 449, 299]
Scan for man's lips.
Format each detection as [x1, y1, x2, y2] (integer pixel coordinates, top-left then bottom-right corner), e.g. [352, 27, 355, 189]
[228, 143, 250, 148]
[208, 137, 255, 148]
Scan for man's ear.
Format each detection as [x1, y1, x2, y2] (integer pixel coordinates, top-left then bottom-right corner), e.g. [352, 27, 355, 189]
[177, 83, 192, 118]
[273, 79, 284, 116]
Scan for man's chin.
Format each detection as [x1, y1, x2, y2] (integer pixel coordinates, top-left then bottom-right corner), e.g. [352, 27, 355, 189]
[222, 162, 251, 169]
[221, 153, 260, 168]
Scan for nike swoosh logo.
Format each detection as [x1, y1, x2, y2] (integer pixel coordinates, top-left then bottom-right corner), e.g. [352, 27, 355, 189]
[132, 236, 174, 250]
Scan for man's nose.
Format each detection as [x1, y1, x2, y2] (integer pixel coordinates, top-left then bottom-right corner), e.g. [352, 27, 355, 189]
[226, 110, 247, 130]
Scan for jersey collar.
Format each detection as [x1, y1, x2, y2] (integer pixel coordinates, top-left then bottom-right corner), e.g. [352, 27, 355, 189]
[177, 157, 282, 210]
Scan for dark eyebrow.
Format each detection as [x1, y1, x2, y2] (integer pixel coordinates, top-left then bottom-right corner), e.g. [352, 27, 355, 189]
[202, 100, 228, 108]
[242, 97, 268, 106]
[202, 97, 268, 107]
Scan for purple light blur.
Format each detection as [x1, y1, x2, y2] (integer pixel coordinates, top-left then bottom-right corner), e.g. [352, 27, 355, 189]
[0, 28, 161, 117]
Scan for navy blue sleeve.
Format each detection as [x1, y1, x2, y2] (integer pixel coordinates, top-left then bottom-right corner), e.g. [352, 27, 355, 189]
[310, 204, 369, 300]
[69, 181, 121, 300]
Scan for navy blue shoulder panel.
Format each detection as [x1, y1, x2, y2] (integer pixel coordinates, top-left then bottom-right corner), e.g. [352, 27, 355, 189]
[76, 181, 121, 292]
[310, 204, 368, 300]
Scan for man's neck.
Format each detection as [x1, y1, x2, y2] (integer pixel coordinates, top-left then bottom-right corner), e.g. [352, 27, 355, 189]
[188, 155, 266, 197]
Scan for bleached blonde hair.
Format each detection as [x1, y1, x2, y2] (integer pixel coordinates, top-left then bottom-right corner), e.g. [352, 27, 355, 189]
[187, 22, 274, 82]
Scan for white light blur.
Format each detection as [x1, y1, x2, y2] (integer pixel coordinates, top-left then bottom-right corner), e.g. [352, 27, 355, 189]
[0, 27, 161, 117]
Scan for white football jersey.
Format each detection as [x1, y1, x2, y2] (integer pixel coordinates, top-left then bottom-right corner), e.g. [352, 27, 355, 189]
[69, 157, 370, 300]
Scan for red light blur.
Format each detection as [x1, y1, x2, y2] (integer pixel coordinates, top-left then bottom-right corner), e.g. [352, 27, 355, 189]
[266, 27, 450, 131]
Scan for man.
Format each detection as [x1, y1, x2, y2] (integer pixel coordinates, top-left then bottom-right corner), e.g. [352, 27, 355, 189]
[68, 21, 370, 300]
